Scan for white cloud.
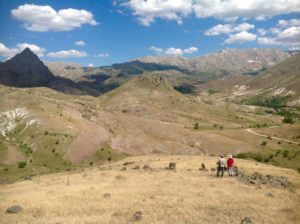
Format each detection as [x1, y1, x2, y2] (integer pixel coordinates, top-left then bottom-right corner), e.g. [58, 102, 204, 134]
[257, 28, 267, 36]
[193, 0, 300, 20]
[11, 4, 98, 32]
[224, 31, 257, 44]
[98, 53, 109, 58]
[278, 18, 300, 28]
[164, 47, 183, 56]
[205, 23, 254, 36]
[47, 50, 87, 58]
[122, 0, 300, 26]
[88, 63, 94, 67]
[149, 46, 163, 54]
[183, 47, 198, 54]
[277, 26, 300, 44]
[257, 37, 279, 45]
[288, 46, 300, 51]
[149, 46, 198, 56]
[0, 42, 46, 58]
[75, 40, 86, 46]
[122, 0, 193, 26]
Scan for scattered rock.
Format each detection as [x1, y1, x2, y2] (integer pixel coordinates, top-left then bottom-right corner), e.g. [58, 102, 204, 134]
[241, 216, 252, 224]
[143, 165, 151, 170]
[103, 193, 111, 198]
[169, 162, 176, 170]
[6, 205, 22, 214]
[121, 167, 127, 171]
[187, 169, 192, 171]
[211, 167, 216, 172]
[239, 172, 292, 189]
[266, 192, 273, 197]
[123, 162, 135, 166]
[115, 175, 125, 180]
[132, 165, 140, 170]
[132, 211, 142, 222]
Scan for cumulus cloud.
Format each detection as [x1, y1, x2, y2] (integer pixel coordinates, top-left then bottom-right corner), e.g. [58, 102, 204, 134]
[257, 18, 300, 47]
[205, 23, 254, 36]
[257, 28, 267, 36]
[193, 0, 300, 20]
[98, 53, 109, 58]
[164, 47, 183, 56]
[122, 0, 300, 26]
[224, 31, 257, 44]
[75, 40, 86, 46]
[122, 0, 193, 26]
[47, 50, 87, 58]
[183, 47, 198, 54]
[88, 63, 94, 67]
[11, 4, 98, 32]
[0, 42, 46, 58]
[149, 46, 198, 56]
[149, 46, 163, 54]
[278, 18, 300, 28]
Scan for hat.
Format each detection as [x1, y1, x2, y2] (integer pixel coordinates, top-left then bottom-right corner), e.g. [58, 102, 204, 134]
[229, 154, 233, 158]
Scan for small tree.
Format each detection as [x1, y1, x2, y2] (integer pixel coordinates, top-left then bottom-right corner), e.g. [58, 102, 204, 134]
[261, 141, 267, 146]
[18, 161, 27, 168]
[194, 122, 199, 130]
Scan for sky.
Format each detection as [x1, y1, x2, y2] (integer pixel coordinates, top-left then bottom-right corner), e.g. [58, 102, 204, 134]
[0, 0, 299, 67]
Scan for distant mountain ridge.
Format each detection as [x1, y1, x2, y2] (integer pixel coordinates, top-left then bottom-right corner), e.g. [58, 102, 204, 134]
[138, 48, 291, 75]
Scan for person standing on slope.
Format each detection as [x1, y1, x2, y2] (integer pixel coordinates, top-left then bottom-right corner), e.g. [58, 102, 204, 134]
[217, 155, 226, 177]
[227, 155, 234, 176]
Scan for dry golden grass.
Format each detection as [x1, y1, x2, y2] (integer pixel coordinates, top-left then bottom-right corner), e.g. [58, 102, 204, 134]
[1, 155, 300, 224]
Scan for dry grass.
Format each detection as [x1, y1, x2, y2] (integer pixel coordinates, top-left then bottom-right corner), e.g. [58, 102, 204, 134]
[1, 155, 300, 224]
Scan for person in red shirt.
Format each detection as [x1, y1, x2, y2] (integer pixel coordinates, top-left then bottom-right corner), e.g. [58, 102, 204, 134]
[227, 155, 234, 176]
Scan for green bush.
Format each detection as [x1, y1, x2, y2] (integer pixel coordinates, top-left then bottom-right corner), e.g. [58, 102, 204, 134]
[18, 161, 27, 168]
[235, 153, 248, 159]
[261, 141, 267, 146]
[282, 116, 295, 124]
[194, 122, 199, 130]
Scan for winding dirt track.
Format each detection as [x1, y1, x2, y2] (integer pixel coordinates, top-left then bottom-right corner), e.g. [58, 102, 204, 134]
[246, 128, 300, 145]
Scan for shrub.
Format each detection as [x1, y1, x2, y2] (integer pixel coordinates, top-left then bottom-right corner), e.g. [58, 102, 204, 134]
[55, 140, 59, 145]
[201, 163, 206, 169]
[194, 122, 199, 130]
[18, 161, 27, 168]
[4, 167, 9, 171]
[282, 116, 295, 124]
[253, 154, 263, 162]
[235, 153, 248, 159]
[107, 156, 112, 162]
[89, 161, 93, 166]
[44, 131, 49, 135]
[261, 141, 267, 146]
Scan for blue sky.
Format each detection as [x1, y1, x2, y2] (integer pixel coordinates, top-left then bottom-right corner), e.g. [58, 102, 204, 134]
[0, 0, 299, 66]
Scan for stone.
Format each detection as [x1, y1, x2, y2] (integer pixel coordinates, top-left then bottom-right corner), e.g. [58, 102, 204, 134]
[132, 211, 142, 222]
[169, 162, 176, 170]
[132, 165, 140, 170]
[103, 193, 111, 198]
[143, 165, 151, 170]
[6, 205, 22, 214]
[241, 217, 252, 224]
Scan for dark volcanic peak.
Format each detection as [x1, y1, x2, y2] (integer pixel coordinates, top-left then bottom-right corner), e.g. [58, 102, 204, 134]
[0, 48, 55, 87]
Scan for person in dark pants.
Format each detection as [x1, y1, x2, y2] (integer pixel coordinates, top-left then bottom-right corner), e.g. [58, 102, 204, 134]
[217, 154, 226, 177]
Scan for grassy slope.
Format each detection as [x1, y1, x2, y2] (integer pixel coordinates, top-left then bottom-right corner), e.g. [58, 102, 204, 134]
[0, 155, 299, 224]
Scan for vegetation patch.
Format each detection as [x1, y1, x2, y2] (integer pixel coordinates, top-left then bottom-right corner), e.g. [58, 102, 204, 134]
[236, 146, 300, 170]
[96, 144, 128, 162]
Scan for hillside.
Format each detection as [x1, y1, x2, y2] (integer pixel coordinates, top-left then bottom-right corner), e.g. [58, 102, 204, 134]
[199, 53, 300, 106]
[1, 155, 299, 224]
